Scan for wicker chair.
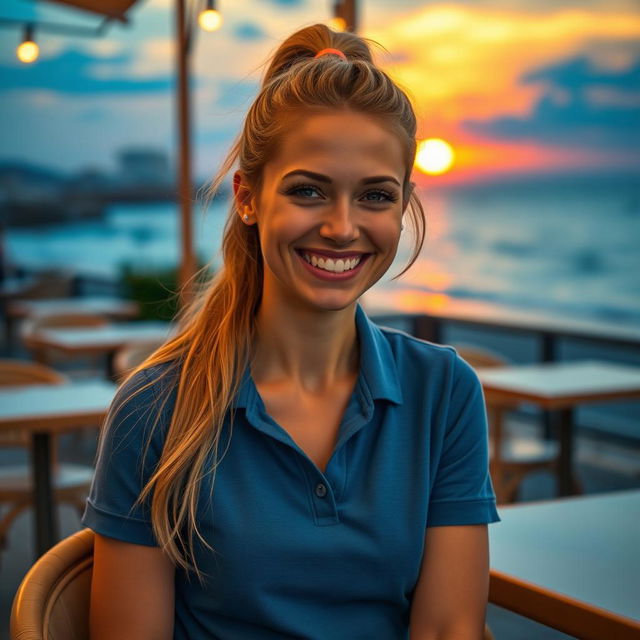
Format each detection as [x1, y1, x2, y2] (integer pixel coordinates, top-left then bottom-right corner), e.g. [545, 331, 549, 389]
[0, 360, 93, 555]
[10, 528, 496, 640]
[10, 528, 93, 640]
[12, 270, 74, 301]
[454, 344, 561, 504]
[111, 339, 164, 382]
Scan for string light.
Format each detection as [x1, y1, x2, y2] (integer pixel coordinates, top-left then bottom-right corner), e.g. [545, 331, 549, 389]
[198, 0, 222, 32]
[17, 23, 39, 64]
[328, 16, 346, 32]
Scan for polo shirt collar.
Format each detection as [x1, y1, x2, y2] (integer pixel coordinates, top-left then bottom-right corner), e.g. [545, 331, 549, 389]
[232, 303, 403, 408]
[354, 303, 403, 405]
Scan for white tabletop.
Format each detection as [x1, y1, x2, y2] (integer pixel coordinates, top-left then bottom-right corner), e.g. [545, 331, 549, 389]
[8, 296, 139, 318]
[490, 489, 640, 622]
[0, 380, 116, 429]
[477, 360, 640, 400]
[34, 321, 172, 350]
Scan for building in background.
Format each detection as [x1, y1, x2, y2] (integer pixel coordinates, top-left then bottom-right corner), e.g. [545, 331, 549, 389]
[117, 148, 172, 188]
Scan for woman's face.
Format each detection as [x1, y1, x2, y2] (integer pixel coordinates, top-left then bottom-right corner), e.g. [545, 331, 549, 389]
[240, 109, 407, 313]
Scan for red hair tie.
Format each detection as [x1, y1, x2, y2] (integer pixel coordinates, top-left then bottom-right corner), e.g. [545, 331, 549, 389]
[314, 48, 347, 61]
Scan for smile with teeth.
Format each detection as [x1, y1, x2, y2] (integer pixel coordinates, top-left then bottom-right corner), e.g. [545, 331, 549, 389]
[302, 252, 362, 273]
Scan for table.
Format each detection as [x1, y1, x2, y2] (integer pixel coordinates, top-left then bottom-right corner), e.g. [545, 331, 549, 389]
[489, 489, 640, 639]
[6, 296, 139, 320]
[0, 380, 116, 555]
[477, 360, 640, 496]
[0, 277, 37, 300]
[25, 321, 172, 377]
[4, 296, 140, 352]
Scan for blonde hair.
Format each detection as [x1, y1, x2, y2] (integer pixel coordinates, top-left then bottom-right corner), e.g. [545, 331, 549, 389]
[111, 23, 426, 578]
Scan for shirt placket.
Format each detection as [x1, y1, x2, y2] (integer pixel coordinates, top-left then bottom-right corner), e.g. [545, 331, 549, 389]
[244, 376, 373, 526]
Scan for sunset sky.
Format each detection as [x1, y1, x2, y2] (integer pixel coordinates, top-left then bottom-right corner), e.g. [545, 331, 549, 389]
[1, 0, 638, 186]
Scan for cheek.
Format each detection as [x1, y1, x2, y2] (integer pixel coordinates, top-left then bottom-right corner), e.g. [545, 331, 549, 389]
[369, 215, 402, 250]
[257, 215, 303, 265]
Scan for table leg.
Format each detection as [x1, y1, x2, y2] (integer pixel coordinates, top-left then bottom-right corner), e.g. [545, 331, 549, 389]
[31, 432, 59, 556]
[413, 315, 443, 344]
[556, 408, 574, 497]
[106, 350, 117, 380]
[540, 333, 556, 442]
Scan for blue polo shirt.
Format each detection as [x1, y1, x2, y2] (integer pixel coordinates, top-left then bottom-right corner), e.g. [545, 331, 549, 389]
[83, 304, 500, 639]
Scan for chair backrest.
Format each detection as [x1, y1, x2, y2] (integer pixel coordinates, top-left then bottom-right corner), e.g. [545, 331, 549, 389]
[0, 360, 68, 447]
[25, 313, 110, 333]
[10, 528, 94, 640]
[0, 359, 68, 387]
[454, 344, 507, 369]
[16, 271, 74, 300]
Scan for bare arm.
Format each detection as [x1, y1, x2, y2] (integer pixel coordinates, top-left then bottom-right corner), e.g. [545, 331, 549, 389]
[90, 533, 175, 640]
[409, 524, 490, 640]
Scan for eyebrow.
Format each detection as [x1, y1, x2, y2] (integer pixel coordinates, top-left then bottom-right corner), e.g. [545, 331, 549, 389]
[281, 169, 401, 187]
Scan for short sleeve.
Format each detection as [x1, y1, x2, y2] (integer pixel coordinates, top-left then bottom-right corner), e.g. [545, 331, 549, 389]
[82, 368, 175, 546]
[427, 353, 501, 527]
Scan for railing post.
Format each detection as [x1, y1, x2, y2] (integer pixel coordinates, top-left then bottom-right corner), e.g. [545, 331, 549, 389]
[541, 331, 557, 440]
[412, 315, 443, 343]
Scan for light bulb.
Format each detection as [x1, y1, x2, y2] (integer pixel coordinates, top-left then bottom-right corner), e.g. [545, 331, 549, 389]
[17, 40, 39, 64]
[328, 16, 347, 32]
[198, 9, 222, 32]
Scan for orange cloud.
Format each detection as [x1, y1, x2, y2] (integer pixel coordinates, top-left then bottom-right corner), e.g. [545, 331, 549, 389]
[365, 4, 640, 179]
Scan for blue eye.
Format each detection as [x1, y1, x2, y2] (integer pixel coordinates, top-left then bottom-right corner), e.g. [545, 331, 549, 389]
[286, 184, 323, 199]
[362, 189, 398, 203]
[284, 184, 399, 204]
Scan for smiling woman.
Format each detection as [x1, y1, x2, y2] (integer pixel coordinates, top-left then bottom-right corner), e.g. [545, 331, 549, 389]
[238, 110, 406, 311]
[82, 22, 500, 640]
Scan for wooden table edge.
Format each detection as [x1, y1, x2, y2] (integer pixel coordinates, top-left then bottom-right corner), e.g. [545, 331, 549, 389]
[7, 300, 139, 319]
[489, 569, 640, 639]
[24, 335, 132, 356]
[0, 410, 108, 432]
[482, 387, 640, 409]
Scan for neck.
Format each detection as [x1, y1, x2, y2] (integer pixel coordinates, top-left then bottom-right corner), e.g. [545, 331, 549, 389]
[250, 296, 359, 393]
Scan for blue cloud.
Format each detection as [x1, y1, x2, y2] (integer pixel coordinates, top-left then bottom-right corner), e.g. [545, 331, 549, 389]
[463, 55, 640, 150]
[232, 21, 267, 41]
[0, 48, 174, 94]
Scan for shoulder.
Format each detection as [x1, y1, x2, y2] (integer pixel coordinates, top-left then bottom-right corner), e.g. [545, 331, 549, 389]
[375, 323, 475, 383]
[105, 361, 181, 446]
[116, 360, 180, 404]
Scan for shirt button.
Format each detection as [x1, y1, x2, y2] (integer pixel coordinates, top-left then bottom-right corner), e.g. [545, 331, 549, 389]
[315, 483, 327, 498]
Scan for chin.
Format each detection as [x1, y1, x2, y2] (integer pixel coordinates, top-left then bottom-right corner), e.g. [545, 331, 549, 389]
[303, 294, 359, 313]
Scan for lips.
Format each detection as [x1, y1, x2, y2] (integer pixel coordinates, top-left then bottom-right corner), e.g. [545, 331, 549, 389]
[295, 248, 369, 260]
[294, 248, 370, 281]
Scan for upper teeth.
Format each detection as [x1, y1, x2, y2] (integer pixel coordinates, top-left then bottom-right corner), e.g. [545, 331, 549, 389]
[303, 252, 362, 273]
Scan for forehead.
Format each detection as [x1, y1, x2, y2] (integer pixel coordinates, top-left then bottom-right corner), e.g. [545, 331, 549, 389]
[266, 110, 406, 179]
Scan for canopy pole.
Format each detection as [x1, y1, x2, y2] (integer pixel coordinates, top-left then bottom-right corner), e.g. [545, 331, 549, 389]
[176, 0, 195, 308]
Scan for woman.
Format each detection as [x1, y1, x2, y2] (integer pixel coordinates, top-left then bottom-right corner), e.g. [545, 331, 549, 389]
[84, 23, 500, 640]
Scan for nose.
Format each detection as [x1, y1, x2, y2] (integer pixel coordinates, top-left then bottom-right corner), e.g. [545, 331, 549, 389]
[319, 195, 359, 244]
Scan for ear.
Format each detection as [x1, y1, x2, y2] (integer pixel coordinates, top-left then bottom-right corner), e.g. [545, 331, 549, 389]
[233, 170, 257, 224]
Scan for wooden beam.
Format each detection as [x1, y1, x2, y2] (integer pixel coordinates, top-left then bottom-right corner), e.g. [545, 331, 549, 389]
[334, 0, 358, 32]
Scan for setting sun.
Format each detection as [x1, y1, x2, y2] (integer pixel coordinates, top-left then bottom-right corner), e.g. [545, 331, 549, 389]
[415, 138, 455, 175]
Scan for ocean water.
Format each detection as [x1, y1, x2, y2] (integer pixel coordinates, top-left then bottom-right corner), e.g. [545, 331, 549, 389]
[6, 178, 640, 326]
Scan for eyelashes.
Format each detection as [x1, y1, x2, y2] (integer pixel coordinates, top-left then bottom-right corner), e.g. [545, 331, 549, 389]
[284, 182, 399, 204]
